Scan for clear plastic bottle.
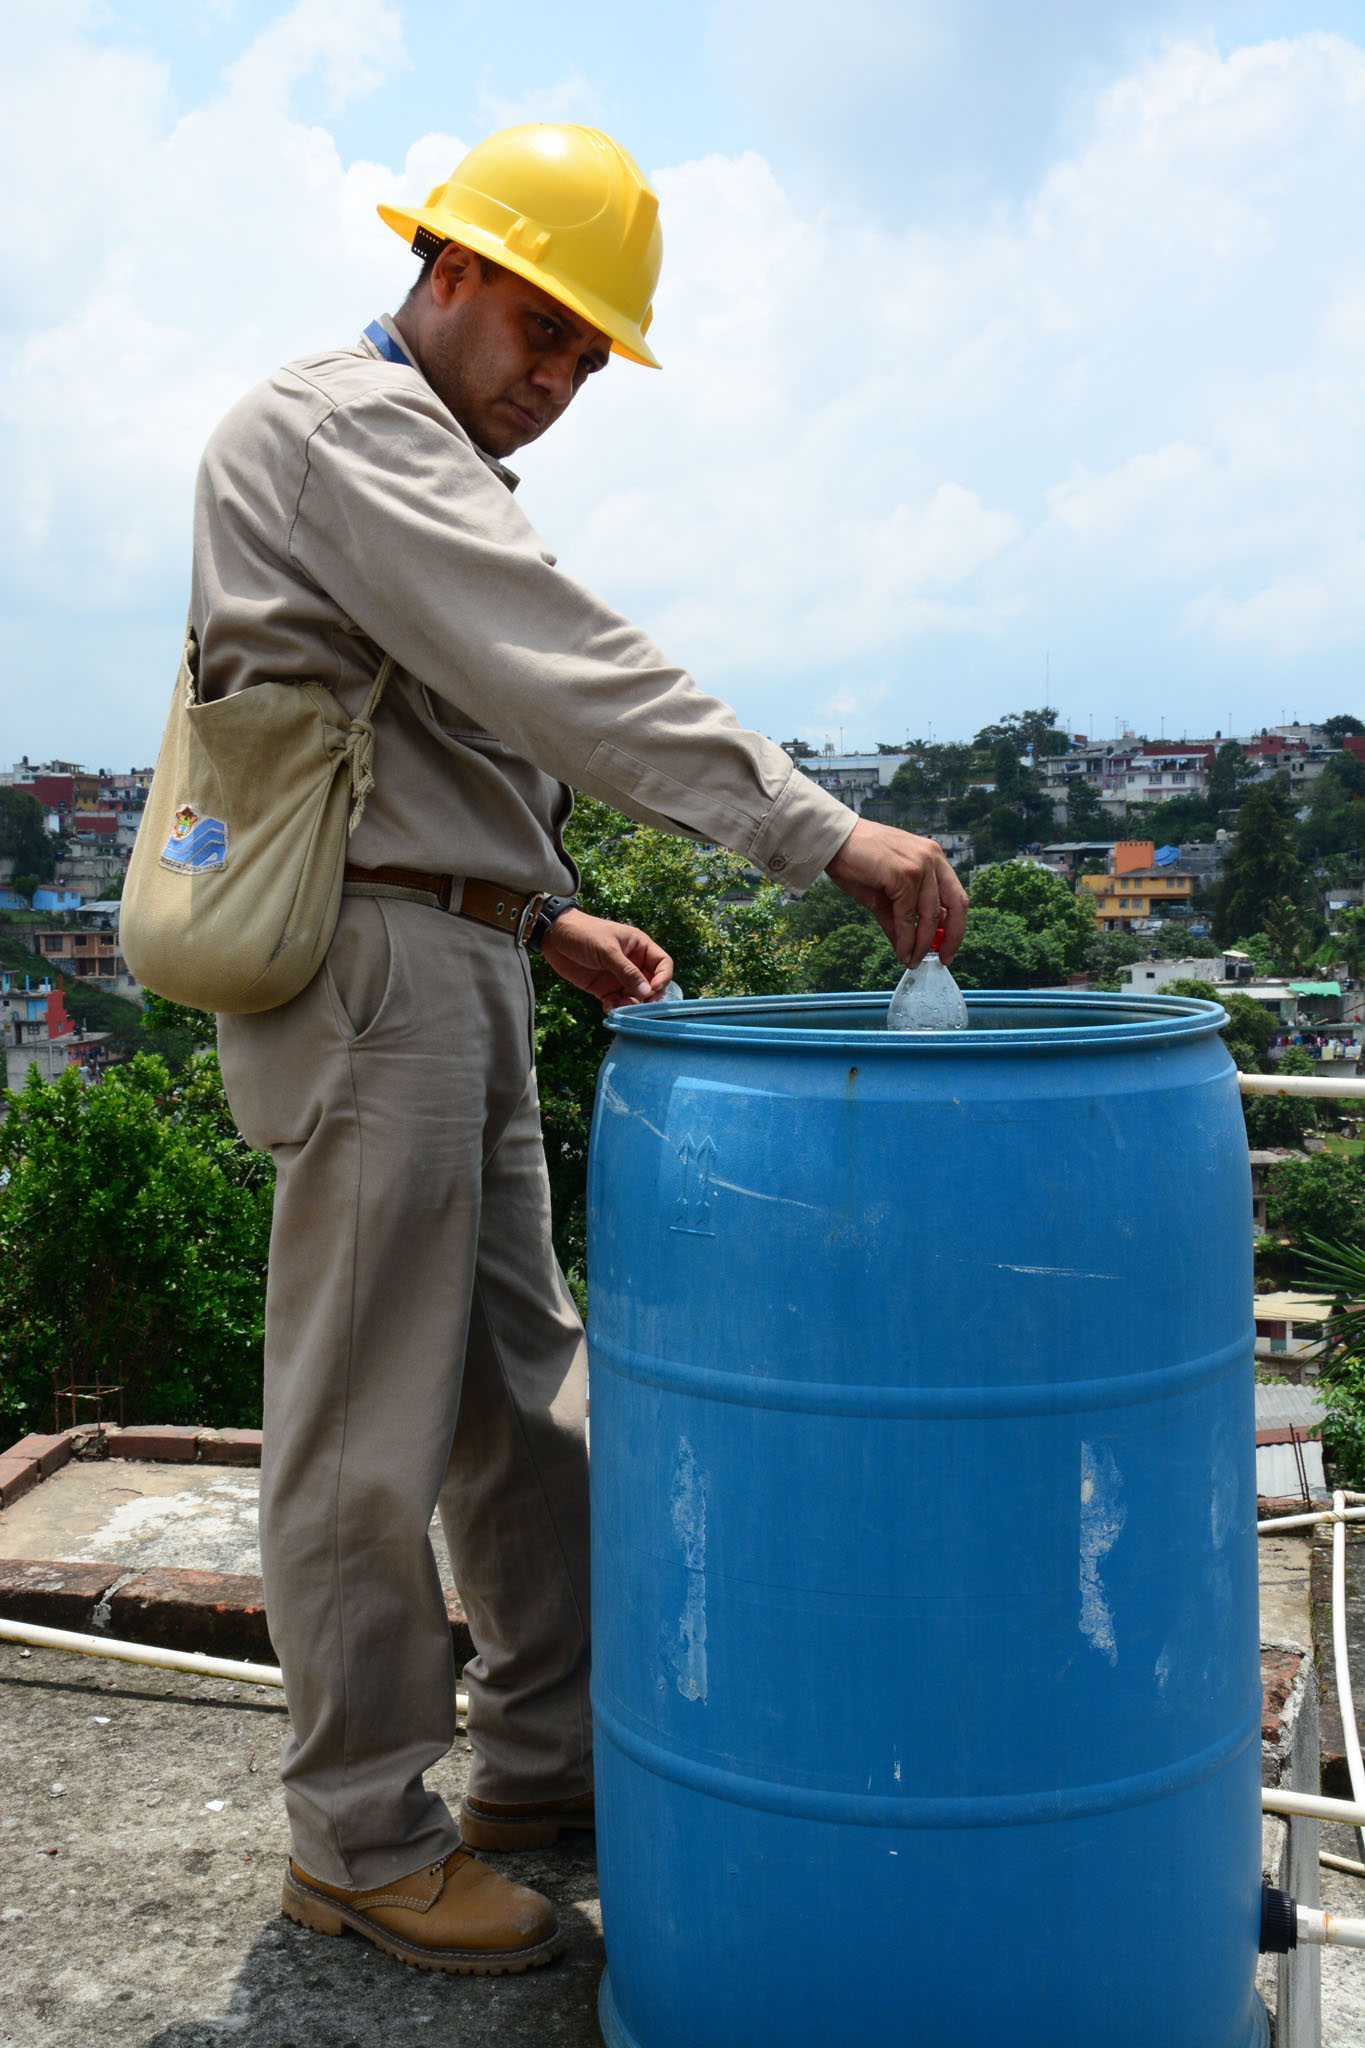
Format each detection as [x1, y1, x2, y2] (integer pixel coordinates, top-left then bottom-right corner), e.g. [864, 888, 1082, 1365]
[886, 950, 969, 1031]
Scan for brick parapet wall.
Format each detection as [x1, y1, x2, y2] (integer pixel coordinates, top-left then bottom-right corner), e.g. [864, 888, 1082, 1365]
[0, 1426, 471, 1666]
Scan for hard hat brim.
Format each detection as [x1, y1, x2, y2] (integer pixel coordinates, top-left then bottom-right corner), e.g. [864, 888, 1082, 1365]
[377, 202, 661, 370]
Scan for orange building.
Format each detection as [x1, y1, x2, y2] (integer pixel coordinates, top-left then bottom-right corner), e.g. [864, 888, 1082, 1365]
[1078, 841, 1194, 930]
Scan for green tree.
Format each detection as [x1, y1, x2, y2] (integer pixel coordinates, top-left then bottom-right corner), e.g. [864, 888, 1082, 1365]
[1148, 922, 1217, 958]
[1323, 715, 1365, 742]
[0, 789, 56, 885]
[1165, 976, 1219, 1002]
[1236, 931, 1278, 971]
[1299, 1235, 1365, 1484]
[1210, 780, 1305, 945]
[1126, 792, 1219, 845]
[951, 907, 1067, 989]
[531, 798, 809, 1277]
[1084, 929, 1143, 986]
[781, 876, 873, 943]
[798, 921, 899, 993]
[1261, 894, 1306, 973]
[1165, 978, 1275, 1072]
[973, 707, 1071, 758]
[1298, 747, 1365, 862]
[1242, 1044, 1318, 1148]
[1329, 908, 1365, 980]
[1065, 778, 1108, 837]
[779, 737, 816, 759]
[876, 743, 975, 828]
[1207, 739, 1260, 819]
[0, 1054, 273, 1435]
[968, 861, 1096, 970]
[1266, 1153, 1365, 1281]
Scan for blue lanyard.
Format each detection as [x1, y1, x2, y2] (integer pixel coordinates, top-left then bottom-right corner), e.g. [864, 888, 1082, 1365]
[364, 319, 410, 366]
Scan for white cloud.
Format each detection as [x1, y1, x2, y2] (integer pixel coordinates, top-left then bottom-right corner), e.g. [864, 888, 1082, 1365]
[0, 12, 1361, 761]
[476, 68, 605, 131]
[224, 0, 408, 114]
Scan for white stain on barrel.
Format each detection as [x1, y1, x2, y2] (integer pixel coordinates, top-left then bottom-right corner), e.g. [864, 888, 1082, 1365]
[1079, 1441, 1128, 1666]
[670, 1435, 709, 1703]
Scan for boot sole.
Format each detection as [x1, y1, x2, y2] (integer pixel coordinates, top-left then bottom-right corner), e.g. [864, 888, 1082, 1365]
[457, 1804, 596, 1851]
[280, 1867, 564, 1975]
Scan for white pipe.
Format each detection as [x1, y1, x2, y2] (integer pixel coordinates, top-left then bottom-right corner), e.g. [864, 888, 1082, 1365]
[1257, 1507, 1365, 1534]
[0, 1618, 475, 1712]
[1262, 1787, 1365, 1827]
[1296, 1905, 1365, 1949]
[1331, 1491, 1365, 1864]
[1, 1616, 285, 1684]
[1321, 1851, 1365, 1877]
[1238, 1074, 1365, 1099]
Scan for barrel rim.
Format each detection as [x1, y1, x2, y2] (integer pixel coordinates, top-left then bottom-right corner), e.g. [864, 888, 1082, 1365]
[604, 989, 1231, 1053]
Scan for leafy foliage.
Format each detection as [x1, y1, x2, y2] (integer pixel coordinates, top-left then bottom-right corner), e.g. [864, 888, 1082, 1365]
[0, 1054, 272, 1435]
[0, 789, 56, 884]
[951, 907, 1066, 989]
[1298, 747, 1365, 863]
[780, 876, 872, 944]
[967, 861, 1096, 970]
[1300, 1234, 1365, 1485]
[1210, 780, 1305, 945]
[798, 921, 899, 992]
[1242, 1045, 1318, 1148]
[531, 798, 809, 1276]
[878, 742, 975, 825]
[971, 707, 1071, 758]
[1065, 778, 1109, 837]
[1265, 1153, 1365, 1281]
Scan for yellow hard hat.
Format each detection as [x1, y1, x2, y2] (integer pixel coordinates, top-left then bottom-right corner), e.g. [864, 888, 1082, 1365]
[378, 123, 662, 369]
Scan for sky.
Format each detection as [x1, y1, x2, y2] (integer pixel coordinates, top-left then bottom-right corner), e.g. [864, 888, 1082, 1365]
[2, 0, 1362, 769]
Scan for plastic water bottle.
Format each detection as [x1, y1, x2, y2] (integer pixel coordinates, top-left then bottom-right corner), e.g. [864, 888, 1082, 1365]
[887, 949, 969, 1031]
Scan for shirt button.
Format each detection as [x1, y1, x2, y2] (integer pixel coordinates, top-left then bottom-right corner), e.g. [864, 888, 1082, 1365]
[767, 854, 787, 872]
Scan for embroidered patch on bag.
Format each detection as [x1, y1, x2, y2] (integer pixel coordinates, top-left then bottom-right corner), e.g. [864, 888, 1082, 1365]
[158, 805, 228, 873]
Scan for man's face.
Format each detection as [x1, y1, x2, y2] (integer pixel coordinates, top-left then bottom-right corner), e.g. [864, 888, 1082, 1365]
[415, 247, 611, 458]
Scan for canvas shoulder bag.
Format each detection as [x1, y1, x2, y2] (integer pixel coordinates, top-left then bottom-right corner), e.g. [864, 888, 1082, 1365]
[121, 625, 394, 1014]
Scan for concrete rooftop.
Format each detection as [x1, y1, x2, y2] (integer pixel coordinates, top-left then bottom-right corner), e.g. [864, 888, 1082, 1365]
[3, 1457, 1365, 2044]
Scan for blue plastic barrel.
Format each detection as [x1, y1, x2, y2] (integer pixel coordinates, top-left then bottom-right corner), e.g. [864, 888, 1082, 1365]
[586, 992, 1265, 2048]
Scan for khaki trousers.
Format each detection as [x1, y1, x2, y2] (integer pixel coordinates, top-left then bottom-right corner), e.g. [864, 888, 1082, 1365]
[218, 897, 591, 1890]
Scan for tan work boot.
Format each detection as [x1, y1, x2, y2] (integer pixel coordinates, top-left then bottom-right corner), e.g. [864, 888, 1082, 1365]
[281, 1847, 562, 1974]
[458, 1789, 595, 1851]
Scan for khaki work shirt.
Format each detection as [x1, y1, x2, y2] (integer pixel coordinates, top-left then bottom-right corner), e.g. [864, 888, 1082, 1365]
[191, 316, 855, 898]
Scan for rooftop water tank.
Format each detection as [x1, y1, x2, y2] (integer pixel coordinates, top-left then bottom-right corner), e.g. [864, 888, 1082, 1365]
[587, 991, 1263, 2048]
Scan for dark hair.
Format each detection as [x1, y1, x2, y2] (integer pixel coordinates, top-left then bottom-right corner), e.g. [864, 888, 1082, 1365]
[404, 241, 504, 303]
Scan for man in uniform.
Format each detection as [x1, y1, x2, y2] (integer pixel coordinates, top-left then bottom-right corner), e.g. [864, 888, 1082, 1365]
[200, 123, 967, 1974]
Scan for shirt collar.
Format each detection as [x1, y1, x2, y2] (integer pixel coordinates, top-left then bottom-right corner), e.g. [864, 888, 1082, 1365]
[360, 315, 520, 492]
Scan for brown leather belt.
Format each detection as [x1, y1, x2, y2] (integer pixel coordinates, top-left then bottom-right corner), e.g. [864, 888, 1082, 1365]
[342, 863, 545, 942]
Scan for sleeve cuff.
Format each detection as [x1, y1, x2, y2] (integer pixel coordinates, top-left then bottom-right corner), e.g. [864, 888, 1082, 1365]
[747, 769, 858, 894]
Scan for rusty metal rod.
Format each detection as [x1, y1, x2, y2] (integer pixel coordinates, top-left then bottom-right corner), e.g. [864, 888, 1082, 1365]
[1238, 1073, 1365, 1099]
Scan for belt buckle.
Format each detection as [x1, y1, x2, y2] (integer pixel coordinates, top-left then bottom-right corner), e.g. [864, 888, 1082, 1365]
[515, 892, 548, 948]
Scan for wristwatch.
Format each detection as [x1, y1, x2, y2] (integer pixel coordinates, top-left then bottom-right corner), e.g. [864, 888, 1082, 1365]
[523, 893, 580, 952]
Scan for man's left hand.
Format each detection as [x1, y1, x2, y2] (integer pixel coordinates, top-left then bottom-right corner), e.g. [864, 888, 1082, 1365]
[540, 909, 674, 1012]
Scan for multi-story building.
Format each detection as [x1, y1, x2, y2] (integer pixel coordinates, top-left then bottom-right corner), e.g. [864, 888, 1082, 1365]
[1110, 744, 1214, 809]
[33, 920, 138, 996]
[793, 753, 909, 815]
[1077, 840, 1194, 929]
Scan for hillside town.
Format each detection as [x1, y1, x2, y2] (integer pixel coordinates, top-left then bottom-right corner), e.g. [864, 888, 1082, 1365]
[2, 711, 1363, 1087]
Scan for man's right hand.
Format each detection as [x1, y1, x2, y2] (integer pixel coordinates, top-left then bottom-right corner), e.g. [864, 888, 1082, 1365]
[825, 818, 970, 967]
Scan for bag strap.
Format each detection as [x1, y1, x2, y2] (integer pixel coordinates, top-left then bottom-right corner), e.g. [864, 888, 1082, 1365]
[342, 654, 396, 834]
